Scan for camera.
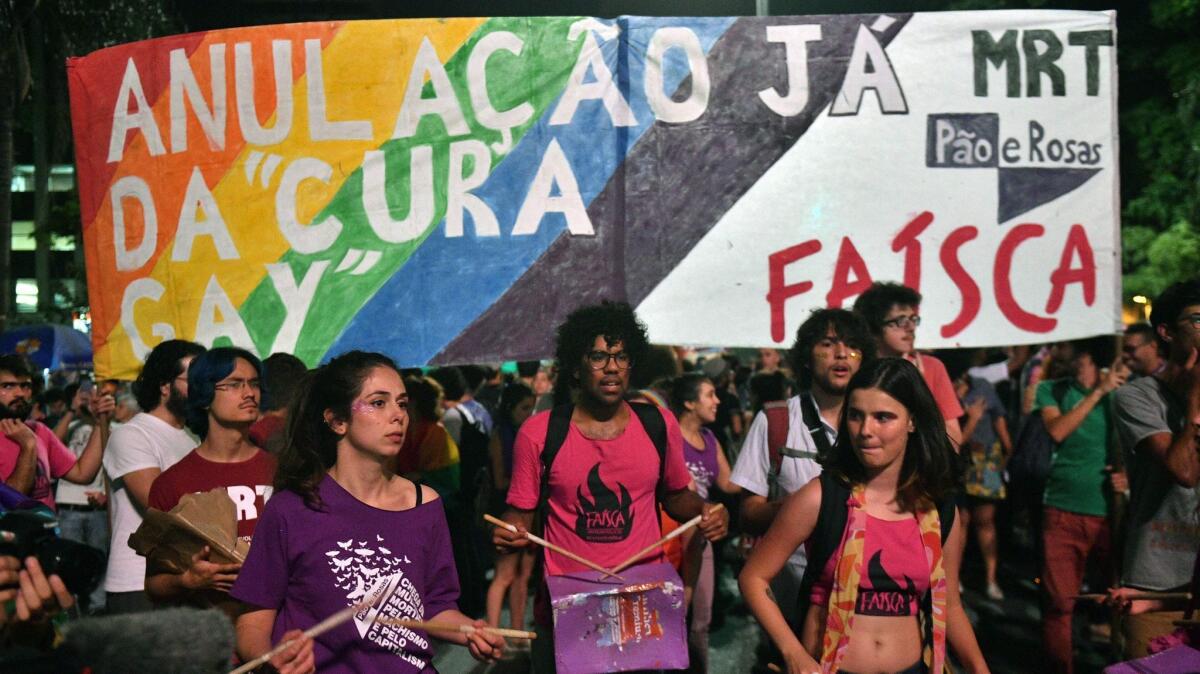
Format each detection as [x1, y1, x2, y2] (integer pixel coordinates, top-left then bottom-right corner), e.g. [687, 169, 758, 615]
[0, 510, 105, 597]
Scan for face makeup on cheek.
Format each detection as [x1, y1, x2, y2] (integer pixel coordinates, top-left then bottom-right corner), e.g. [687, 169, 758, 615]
[351, 400, 377, 416]
[342, 367, 409, 455]
[811, 335, 862, 393]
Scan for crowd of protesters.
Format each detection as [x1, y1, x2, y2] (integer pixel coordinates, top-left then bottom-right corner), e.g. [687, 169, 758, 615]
[0, 277, 1197, 673]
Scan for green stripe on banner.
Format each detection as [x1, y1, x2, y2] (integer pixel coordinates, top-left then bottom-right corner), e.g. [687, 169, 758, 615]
[238, 16, 584, 362]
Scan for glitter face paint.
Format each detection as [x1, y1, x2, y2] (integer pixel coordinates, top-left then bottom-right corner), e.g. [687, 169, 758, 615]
[813, 348, 862, 360]
[351, 400, 378, 416]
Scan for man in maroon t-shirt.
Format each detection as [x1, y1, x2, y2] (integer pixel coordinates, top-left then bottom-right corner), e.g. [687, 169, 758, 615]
[492, 301, 729, 672]
[145, 348, 276, 612]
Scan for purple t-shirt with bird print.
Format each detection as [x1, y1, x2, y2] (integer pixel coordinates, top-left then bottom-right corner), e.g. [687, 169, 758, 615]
[232, 475, 459, 673]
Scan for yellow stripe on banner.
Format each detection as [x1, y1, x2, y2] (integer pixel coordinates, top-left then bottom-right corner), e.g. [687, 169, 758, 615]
[100, 19, 486, 377]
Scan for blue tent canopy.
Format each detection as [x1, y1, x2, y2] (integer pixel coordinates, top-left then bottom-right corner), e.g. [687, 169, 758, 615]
[0, 324, 93, 371]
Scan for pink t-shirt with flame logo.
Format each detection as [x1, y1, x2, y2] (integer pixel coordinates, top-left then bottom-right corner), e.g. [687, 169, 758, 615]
[507, 403, 692, 576]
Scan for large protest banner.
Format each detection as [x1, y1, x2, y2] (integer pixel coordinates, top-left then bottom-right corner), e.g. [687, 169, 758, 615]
[67, 11, 1119, 378]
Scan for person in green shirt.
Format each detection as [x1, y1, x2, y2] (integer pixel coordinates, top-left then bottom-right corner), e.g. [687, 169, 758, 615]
[1034, 336, 1129, 674]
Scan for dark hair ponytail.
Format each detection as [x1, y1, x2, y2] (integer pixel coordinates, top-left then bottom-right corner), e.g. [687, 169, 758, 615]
[275, 351, 398, 510]
[668, 373, 710, 417]
[497, 382, 535, 426]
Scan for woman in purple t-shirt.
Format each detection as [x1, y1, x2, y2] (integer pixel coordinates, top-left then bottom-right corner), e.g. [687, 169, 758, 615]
[669, 373, 739, 674]
[231, 351, 503, 673]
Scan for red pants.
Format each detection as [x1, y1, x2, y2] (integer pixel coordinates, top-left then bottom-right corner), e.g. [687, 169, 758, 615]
[1041, 506, 1111, 674]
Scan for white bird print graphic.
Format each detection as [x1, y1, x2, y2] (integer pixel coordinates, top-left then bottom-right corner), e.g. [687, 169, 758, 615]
[326, 535, 407, 607]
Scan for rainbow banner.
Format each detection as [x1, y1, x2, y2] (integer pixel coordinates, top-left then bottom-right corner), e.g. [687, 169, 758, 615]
[68, 11, 1119, 379]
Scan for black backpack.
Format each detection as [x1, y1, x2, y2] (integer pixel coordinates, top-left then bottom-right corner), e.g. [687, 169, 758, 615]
[1007, 378, 1071, 488]
[452, 405, 491, 500]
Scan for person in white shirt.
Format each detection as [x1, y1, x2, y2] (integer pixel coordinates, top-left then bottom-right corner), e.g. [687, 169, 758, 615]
[730, 308, 873, 630]
[54, 381, 115, 614]
[102, 339, 205, 615]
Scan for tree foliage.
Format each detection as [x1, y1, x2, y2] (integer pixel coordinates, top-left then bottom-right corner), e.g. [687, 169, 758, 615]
[946, 0, 1200, 300]
[0, 0, 181, 328]
[1115, 0, 1199, 296]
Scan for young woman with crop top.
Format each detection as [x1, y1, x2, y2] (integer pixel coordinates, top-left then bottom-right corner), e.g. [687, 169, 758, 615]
[739, 358, 989, 674]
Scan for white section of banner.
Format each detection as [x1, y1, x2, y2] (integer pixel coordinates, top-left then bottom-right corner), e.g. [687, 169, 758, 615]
[639, 10, 1119, 349]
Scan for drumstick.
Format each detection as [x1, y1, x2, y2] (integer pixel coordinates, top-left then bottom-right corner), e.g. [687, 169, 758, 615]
[1074, 591, 1191, 602]
[375, 617, 536, 640]
[229, 601, 365, 674]
[610, 503, 726, 574]
[484, 514, 625, 581]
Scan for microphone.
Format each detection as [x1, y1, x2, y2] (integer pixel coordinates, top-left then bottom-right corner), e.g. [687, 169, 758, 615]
[60, 607, 234, 673]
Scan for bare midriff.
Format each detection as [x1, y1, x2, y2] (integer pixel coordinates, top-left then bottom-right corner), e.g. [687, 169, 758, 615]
[830, 613, 922, 674]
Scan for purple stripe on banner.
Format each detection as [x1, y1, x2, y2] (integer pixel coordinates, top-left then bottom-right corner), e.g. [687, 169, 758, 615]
[436, 14, 912, 363]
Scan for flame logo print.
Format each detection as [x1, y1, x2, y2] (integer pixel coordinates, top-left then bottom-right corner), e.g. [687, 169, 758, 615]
[575, 463, 635, 543]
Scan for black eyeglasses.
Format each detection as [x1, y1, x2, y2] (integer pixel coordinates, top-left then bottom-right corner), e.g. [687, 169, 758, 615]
[882, 315, 921, 330]
[1178, 314, 1200, 330]
[214, 379, 262, 393]
[586, 351, 631, 370]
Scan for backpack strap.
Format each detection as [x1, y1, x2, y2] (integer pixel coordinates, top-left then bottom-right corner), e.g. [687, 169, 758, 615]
[538, 402, 670, 525]
[763, 400, 790, 476]
[937, 493, 957, 543]
[795, 472, 850, 618]
[457, 402, 478, 429]
[537, 404, 575, 533]
[1050, 378, 1071, 410]
[799, 393, 833, 457]
[628, 402, 669, 495]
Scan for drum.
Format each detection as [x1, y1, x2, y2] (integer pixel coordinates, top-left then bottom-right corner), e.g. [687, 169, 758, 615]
[1103, 645, 1200, 674]
[545, 562, 688, 674]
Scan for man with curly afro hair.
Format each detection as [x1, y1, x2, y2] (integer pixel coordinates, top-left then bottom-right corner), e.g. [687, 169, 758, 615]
[493, 300, 729, 672]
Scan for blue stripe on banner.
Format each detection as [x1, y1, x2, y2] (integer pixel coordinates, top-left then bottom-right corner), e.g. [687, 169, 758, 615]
[328, 17, 736, 364]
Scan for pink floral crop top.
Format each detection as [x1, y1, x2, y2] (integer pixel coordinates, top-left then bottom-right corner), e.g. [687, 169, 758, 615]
[809, 514, 931, 616]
